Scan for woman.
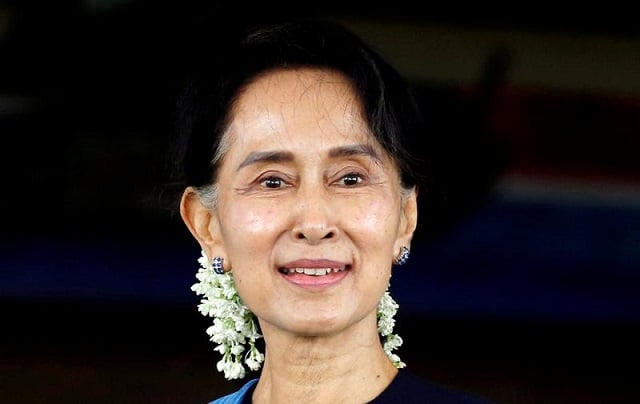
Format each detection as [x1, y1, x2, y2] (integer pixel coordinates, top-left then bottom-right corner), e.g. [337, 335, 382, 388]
[173, 19, 493, 403]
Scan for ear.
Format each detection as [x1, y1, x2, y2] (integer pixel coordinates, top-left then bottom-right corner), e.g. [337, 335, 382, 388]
[394, 187, 418, 257]
[180, 187, 223, 260]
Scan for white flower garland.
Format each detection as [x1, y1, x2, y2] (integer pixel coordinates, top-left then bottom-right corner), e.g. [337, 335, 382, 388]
[191, 251, 263, 380]
[377, 287, 406, 369]
[191, 250, 404, 379]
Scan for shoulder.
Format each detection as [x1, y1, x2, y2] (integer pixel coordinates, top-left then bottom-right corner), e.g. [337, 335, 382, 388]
[369, 371, 495, 404]
[208, 378, 258, 404]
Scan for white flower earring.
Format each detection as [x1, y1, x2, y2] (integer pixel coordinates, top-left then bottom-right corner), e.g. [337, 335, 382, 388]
[191, 250, 405, 378]
[378, 286, 406, 368]
[191, 251, 264, 380]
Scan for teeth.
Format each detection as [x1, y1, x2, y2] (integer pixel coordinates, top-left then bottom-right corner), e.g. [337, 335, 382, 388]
[287, 267, 343, 276]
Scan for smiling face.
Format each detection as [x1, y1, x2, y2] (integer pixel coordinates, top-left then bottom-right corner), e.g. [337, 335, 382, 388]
[188, 68, 417, 337]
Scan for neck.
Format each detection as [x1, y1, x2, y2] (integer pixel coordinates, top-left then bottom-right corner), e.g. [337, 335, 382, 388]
[252, 315, 398, 403]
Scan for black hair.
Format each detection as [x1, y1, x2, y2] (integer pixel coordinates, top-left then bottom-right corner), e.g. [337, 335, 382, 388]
[172, 19, 429, 201]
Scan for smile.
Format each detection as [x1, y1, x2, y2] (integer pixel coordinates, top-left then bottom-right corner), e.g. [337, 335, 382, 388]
[279, 267, 347, 276]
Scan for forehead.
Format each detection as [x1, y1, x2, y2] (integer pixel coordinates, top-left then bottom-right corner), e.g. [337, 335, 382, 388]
[227, 68, 371, 144]
[217, 67, 400, 180]
[242, 67, 357, 102]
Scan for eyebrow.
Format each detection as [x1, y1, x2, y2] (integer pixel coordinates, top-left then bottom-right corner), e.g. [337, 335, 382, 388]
[237, 144, 381, 171]
[237, 150, 294, 170]
[329, 144, 380, 161]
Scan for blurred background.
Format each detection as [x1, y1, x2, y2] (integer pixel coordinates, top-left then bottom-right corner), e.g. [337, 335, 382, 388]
[1, 1, 639, 403]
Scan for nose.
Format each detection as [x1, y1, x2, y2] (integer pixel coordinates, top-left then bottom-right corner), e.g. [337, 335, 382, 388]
[291, 187, 337, 244]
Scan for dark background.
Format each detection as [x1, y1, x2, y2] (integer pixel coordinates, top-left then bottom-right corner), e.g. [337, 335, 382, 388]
[2, 1, 639, 403]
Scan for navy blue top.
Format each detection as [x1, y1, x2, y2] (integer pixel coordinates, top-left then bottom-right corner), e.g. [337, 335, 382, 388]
[209, 371, 494, 403]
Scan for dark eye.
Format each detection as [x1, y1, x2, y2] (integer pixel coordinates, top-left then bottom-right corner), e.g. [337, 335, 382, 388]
[261, 176, 284, 189]
[340, 173, 363, 187]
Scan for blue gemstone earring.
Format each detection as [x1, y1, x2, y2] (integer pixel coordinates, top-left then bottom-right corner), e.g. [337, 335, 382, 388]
[394, 246, 410, 266]
[212, 256, 225, 274]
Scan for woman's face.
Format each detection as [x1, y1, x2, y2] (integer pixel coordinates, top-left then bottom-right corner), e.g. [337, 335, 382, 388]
[211, 68, 416, 336]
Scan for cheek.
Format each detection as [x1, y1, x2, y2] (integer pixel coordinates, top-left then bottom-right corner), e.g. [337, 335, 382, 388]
[227, 204, 280, 241]
[352, 198, 398, 236]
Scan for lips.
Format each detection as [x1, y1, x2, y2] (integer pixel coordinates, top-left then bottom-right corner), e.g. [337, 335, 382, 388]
[279, 267, 347, 276]
[278, 258, 351, 278]
[278, 262, 351, 288]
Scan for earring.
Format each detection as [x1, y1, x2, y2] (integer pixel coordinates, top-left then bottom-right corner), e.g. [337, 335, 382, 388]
[212, 256, 225, 274]
[394, 246, 410, 266]
[192, 250, 403, 379]
[192, 250, 264, 380]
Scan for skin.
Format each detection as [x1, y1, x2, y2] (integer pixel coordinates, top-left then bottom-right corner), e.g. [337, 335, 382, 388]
[181, 68, 418, 403]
